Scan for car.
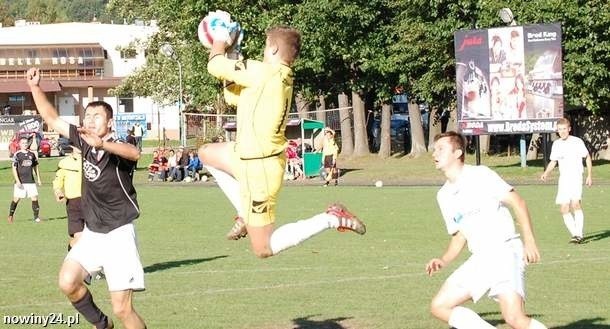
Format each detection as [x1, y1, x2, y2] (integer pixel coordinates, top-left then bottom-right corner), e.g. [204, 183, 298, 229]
[56, 136, 73, 156]
[38, 137, 52, 157]
[8, 131, 52, 158]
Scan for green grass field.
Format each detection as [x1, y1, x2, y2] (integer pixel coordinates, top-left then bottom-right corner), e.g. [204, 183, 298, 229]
[0, 155, 609, 328]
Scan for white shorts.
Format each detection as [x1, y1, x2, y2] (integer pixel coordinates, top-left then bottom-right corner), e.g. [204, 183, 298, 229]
[13, 183, 38, 199]
[446, 238, 525, 302]
[66, 223, 145, 292]
[556, 175, 583, 204]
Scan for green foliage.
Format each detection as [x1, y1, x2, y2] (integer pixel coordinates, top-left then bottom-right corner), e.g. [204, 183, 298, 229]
[5, 0, 608, 114]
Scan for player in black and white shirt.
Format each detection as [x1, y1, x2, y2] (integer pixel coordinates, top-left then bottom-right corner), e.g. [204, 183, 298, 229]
[7, 137, 41, 223]
[28, 67, 146, 329]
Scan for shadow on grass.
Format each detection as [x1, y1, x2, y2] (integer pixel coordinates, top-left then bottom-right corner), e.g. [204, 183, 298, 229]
[292, 315, 352, 329]
[45, 215, 67, 221]
[493, 158, 610, 169]
[493, 159, 546, 168]
[144, 255, 228, 273]
[479, 312, 544, 327]
[551, 317, 610, 328]
[583, 230, 610, 243]
[337, 168, 361, 177]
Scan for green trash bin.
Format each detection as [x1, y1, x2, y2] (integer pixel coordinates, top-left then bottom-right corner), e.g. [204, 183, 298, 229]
[299, 119, 325, 177]
[303, 152, 323, 177]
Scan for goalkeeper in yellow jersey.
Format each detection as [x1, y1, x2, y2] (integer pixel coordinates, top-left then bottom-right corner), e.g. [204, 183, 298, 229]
[53, 147, 84, 251]
[198, 14, 366, 258]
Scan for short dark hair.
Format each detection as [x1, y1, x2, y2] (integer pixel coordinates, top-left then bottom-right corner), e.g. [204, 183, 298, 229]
[86, 101, 113, 119]
[434, 131, 467, 162]
[267, 26, 301, 64]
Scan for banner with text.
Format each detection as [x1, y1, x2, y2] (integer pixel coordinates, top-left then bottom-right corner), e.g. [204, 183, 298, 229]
[114, 113, 147, 140]
[454, 23, 563, 135]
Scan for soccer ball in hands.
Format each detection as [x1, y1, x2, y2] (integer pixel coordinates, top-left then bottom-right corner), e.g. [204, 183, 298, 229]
[198, 10, 242, 49]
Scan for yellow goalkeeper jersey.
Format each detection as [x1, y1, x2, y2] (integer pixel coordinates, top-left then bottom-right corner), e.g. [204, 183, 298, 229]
[208, 55, 294, 159]
[52, 153, 82, 199]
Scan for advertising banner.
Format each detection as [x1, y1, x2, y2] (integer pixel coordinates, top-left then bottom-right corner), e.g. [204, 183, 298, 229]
[454, 23, 563, 135]
[114, 113, 147, 140]
[0, 115, 43, 149]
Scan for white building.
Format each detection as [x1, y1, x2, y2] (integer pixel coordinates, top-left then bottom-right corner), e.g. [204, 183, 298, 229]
[0, 21, 179, 149]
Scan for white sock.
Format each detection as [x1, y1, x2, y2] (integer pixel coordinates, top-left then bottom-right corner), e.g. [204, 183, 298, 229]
[562, 213, 577, 237]
[573, 210, 584, 237]
[269, 213, 339, 255]
[529, 318, 547, 329]
[448, 306, 495, 329]
[205, 166, 242, 217]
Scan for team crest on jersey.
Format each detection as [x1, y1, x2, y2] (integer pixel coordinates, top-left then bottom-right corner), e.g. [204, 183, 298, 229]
[83, 160, 101, 182]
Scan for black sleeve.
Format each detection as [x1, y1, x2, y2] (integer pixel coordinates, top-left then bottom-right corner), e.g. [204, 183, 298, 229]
[68, 124, 87, 153]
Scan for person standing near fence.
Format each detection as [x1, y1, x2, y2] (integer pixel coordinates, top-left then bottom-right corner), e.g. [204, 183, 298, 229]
[321, 127, 339, 186]
[132, 122, 144, 151]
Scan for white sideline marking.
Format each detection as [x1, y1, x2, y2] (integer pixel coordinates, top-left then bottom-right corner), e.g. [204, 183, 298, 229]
[0, 256, 608, 310]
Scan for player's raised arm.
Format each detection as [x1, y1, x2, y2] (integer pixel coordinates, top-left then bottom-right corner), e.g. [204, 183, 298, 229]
[26, 68, 70, 137]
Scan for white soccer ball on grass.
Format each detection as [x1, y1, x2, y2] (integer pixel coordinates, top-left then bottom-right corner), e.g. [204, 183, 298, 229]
[375, 180, 383, 188]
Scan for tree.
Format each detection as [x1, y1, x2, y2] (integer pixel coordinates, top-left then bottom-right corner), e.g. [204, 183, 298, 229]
[377, 103, 391, 158]
[407, 101, 427, 156]
[338, 93, 354, 156]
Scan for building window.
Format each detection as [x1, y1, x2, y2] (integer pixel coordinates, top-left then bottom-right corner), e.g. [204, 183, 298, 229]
[120, 47, 137, 59]
[119, 98, 134, 113]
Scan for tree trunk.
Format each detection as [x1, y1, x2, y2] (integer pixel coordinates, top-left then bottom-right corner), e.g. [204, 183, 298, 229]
[447, 107, 457, 131]
[428, 106, 442, 151]
[338, 92, 353, 156]
[316, 94, 327, 125]
[294, 92, 309, 119]
[408, 101, 427, 157]
[351, 91, 370, 156]
[527, 133, 541, 160]
[378, 103, 391, 158]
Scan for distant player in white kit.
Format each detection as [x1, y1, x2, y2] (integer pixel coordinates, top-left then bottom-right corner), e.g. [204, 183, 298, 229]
[541, 117, 592, 244]
[426, 131, 547, 329]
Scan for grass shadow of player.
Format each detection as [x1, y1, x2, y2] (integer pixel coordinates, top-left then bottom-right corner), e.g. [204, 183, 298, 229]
[292, 314, 352, 329]
[144, 255, 228, 273]
[582, 230, 610, 243]
[551, 317, 610, 329]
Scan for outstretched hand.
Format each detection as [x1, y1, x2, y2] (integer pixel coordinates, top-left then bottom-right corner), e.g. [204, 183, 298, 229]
[425, 258, 445, 276]
[77, 127, 103, 149]
[26, 68, 41, 87]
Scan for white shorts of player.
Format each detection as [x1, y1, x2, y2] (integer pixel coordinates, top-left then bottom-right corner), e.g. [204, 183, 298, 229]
[446, 238, 525, 303]
[13, 183, 38, 198]
[66, 223, 145, 292]
[556, 174, 583, 205]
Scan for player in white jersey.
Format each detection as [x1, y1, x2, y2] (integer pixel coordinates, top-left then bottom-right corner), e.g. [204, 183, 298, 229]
[541, 118, 592, 244]
[426, 131, 546, 329]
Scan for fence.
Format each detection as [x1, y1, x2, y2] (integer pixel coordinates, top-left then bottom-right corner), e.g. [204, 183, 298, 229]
[185, 106, 352, 145]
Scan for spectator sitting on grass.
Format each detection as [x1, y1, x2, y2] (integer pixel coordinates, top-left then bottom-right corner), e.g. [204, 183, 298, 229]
[186, 150, 203, 181]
